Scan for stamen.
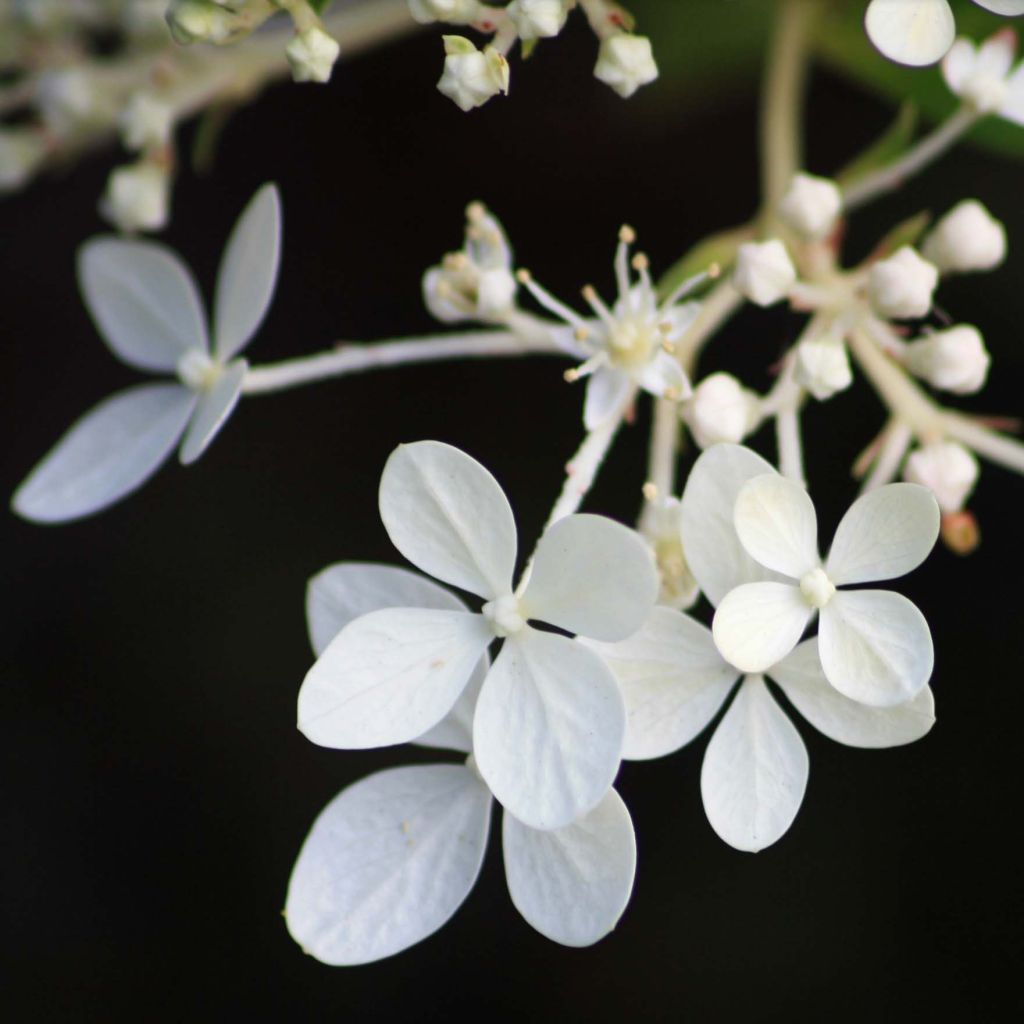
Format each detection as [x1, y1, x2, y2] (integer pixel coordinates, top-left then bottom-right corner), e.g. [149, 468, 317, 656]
[661, 267, 713, 309]
[615, 233, 633, 309]
[517, 269, 589, 328]
[642, 481, 658, 501]
[581, 284, 617, 329]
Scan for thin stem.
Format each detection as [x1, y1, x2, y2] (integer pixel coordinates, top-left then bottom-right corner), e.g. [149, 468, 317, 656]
[776, 404, 805, 485]
[942, 412, 1024, 476]
[646, 399, 680, 498]
[242, 328, 565, 395]
[842, 106, 980, 212]
[860, 419, 913, 492]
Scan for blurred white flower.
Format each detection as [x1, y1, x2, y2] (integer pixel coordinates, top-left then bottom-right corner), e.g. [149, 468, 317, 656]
[13, 184, 281, 522]
[100, 162, 170, 233]
[795, 332, 853, 401]
[297, 440, 659, 831]
[778, 172, 842, 240]
[868, 246, 939, 320]
[119, 93, 174, 152]
[507, 0, 571, 39]
[904, 441, 980, 512]
[682, 372, 760, 449]
[733, 239, 796, 307]
[922, 199, 1007, 274]
[942, 29, 1024, 119]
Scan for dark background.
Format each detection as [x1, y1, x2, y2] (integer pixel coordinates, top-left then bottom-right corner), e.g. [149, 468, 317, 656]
[4, 9, 1024, 1022]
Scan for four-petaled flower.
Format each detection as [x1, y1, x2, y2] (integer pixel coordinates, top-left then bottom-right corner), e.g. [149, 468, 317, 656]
[943, 29, 1024, 121]
[297, 440, 659, 830]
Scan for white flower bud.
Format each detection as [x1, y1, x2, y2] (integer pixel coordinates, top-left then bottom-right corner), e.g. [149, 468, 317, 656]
[120, 93, 174, 151]
[732, 239, 796, 307]
[593, 34, 658, 99]
[436, 36, 510, 112]
[408, 0, 482, 24]
[683, 372, 760, 449]
[904, 325, 990, 395]
[639, 496, 699, 610]
[778, 172, 842, 239]
[0, 128, 45, 192]
[286, 26, 341, 84]
[795, 333, 853, 401]
[37, 70, 100, 134]
[903, 441, 979, 512]
[868, 246, 938, 320]
[100, 162, 169, 233]
[922, 199, 1007, 274]
[507, 0, 570, 40]
[165, 0, 236, 44]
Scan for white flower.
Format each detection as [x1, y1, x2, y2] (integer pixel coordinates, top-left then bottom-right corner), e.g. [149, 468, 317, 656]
[286, 562, 637, 963]
[37, 69, 101, 134]
[437, 36, 509, 111]
[507, 0, 571, 40]
[584, 445, 935, 852]
[638, 496, 699, 610]
[711, 465, 939, 707]
[864, 0, 1024, 67]
[732, 239, 797, 308]
[286, 26, 341, 84]
[13, 184, 281, 523]
[423, 202, 517, 323]
[778, 172, 843, 240]
[904, 441, 979, 512]
[795, 332, 853, 401]
[682, 372, 760, 449]
[100, 162, 170, 233]
[868, 246, 939, 320]
[904, 324, 990, 394]
[922, 199, 1007, 274]
[297, 440, 659, 830]
[593, 34, 658, 99]
[518, 226, 699, 429]
[942, 29, 1024, 120]
[119, 93, 174, 151]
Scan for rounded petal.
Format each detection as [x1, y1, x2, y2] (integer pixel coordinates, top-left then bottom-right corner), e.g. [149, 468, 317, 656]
[712, 582, 813, 673]
[520, 513, 658, 642]
[825, 483, 939, 585]
[679, 443, 779, 606]
[584, 607, 738, 760]
[818, 590, 934, 708]
[638, 350, 691, 401]
[1000, 64, 1024, 125]
[734, 473, 820, 579]
[297, 607, 493, 749]
[975, 0, 1024, 13]
[864, 0, 955, 67]
[12, 383, 194, 524]
[286, 765, 491, 965]
[306, 562, 487, 753]
[214, 183, 281, 361]
[379, 441, 516, 600]
[503, 788, 636, 947]
[975, 28, 1016, 79]
[178, 358, 247, 465]
[942, 38, 978, 94]
[583, 367, 633, 430]
[772, 639, 936, 748]
[78, 237, 208, 372]
[473, 630, 625, 831]
[700, 676, 809, 852]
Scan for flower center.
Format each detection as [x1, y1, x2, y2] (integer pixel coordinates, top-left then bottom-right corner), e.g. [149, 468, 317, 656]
[964, 73, 1008, 114]
[799, 567, 835, 609]
[482, 594, 526, 637]
[607, 315, 656, 370]
[177, 349, 221, 393]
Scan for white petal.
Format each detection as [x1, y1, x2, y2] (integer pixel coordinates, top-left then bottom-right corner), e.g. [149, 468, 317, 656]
[700, 676, 808, 852]
[679, 443, 779, 606]
[298, 607, 493, 749]
[503, 788, 636, 947]
[286, 764, 491, 965]
[473, 630, 625, 831]
[772, 639, 936, 748]
[942, 38, 978, 94]
[712, 582, 813, 673]
[12, 383, 194, 523]
[584, 608, 738, 760]
[975, 27, 1017, 79]
[734, 473, 820, 579]
[214, 183, 281, 361]
[864, 0, 955, 67]
[819, 590, 933, 707]
[975, 0, 1024, 12]
[1001, 64, 1024, 125]
[825, 483, 939, 585]
[177, 358, 246, 465]
[378, 440, 516, 600]
[638, 350, 691, 401]
[520, 513, 658, 642]
[583, 367, 632, 430]
[78, 237, 208, 372]
[305, 562, 488, 753]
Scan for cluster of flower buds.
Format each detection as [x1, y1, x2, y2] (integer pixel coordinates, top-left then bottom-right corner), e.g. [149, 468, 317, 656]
[410, 0, 658, 110]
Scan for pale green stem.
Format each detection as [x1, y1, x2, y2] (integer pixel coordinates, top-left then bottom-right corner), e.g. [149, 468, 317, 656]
[860, 419, 913, 493]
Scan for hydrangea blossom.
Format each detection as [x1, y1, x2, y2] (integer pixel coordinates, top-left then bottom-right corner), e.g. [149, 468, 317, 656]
[584, 445, 936, 852]
[13, 183, 281, 523]
[297, 440, 659, 830]
[286, 562, 637, 963]
[942, 28, 1024, 121]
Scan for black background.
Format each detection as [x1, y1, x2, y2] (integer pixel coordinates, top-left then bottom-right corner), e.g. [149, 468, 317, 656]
[4, 10, 1024, 1022]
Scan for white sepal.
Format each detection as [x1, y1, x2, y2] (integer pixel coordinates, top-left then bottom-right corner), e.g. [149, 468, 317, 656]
[864, 0, 955, 67]
[733, 474, 820, 579]
[178, 358, 247, 465]
[712, 582, 812, 673]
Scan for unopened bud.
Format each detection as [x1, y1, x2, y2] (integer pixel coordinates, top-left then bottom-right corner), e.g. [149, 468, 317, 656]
[868, 246, 938, 320]
[778, 172, 842, 239]
[940, 510, 980, 555]
[507, 0, 571, 40]
[795, 333, 853, 401]
[733, 239, 797, 307]
[639, 496, 700, 610]
[37, 70, 100, 134]
[0, 128, 46, 192]
[120, 92, 174, 151]
[922, 199, 1007, 274]
[165, 0, 236, 44]
[100, 162, 169, 234]
[903, 441, 979, 512]
[408, 0, 482, 24]
[437, 36, 509, 111]
[904, 325, 990, 394]
[287, 26, 340, 84]
[683, 372, 760, 449]
[593, 34, 658, 99]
